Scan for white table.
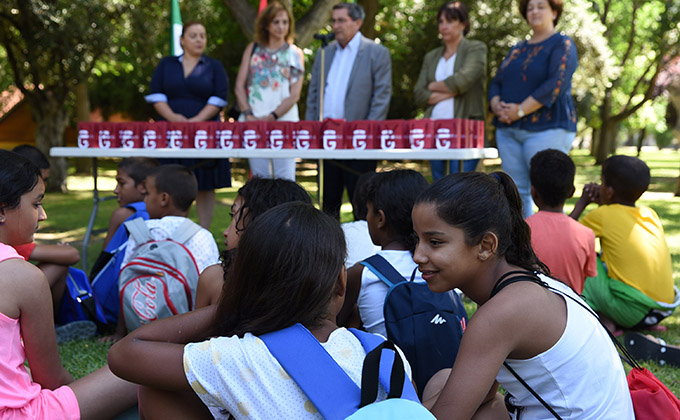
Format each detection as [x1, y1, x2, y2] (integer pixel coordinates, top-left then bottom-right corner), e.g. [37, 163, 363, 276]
[50, 147, 498, 270]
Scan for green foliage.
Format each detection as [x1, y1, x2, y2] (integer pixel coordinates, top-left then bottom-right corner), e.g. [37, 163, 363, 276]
[0, 1, 123, 100]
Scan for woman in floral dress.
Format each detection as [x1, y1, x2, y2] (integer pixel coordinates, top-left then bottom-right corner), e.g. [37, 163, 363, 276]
[235, 1, 304, 181]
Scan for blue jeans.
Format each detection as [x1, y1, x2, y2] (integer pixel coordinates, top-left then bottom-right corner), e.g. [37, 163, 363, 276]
[495, 127, 575, 218]
[430, 159, 480, 181]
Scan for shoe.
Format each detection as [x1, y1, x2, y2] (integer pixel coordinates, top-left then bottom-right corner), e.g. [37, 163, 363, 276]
[625, 332, 680, 368]
[55, 320, 97, 343]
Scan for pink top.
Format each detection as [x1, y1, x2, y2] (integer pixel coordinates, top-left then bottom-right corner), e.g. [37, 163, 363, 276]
[526, 211, 597, 294]
[0, 242, 43, 408]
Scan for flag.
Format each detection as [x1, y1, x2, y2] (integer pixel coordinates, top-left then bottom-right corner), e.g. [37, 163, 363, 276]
[170, 0, 183, 56]
[258, 0, 267, 14]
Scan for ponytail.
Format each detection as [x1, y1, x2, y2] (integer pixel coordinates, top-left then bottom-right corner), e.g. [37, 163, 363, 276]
[493, 172, 549, 274]
[416, 172, 549, 275]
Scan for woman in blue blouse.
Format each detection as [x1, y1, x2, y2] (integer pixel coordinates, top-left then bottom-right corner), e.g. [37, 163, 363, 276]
[488, 0, 578, 217]
[145, 21, 230, 228]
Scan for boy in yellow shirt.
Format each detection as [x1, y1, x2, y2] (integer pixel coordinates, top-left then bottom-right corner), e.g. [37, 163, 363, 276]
[570, 155, 678, 333]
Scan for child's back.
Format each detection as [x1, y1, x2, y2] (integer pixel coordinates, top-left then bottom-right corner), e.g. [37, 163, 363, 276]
[527, 149, 597, 294]
[581, 203, 673, 303]
[571, 155, 677, 329]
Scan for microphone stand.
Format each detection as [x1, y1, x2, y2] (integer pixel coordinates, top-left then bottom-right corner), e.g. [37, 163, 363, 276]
[314, 32, 334, 211]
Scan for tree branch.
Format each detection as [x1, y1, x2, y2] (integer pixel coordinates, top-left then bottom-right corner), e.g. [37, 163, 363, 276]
[612, 55, 664, 123]
[619, 0, 639, 68]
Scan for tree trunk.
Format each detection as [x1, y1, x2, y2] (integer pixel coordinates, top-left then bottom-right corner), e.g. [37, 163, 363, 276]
[594, 89, 618, 164]
[358, 0, 378, 39]
[31, 92, 70, 192]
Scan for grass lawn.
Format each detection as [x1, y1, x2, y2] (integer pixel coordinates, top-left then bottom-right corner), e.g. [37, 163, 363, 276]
[48, 147, 680, 394]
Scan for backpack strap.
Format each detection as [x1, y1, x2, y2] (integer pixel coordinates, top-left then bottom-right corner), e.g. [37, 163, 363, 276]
[261, 324, 420, 420]
[260, 324, 361, 420]
[124, 217, 153, 245]
[171, 219, 203, 244]
[349, 329, 420, 405]
[361, 254, 406, 288]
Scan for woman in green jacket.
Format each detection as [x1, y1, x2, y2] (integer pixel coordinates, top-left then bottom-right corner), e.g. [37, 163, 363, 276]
[414, 1, 487, 180]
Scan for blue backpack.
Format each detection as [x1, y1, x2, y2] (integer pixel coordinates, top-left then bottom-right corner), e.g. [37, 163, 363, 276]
[55, 267, 107, 326]
[361, 254, 468, 396]
[90, 201, 148, 325]
[261, 323, 435, 420]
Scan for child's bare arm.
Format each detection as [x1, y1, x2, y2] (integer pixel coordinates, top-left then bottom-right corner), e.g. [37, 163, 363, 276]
[569, 183, 600, 220]
[11, 261, 74, 388]
[29, 243, 80, 266]
[108, 305, 217, 390]
[102, 206, 135, 250]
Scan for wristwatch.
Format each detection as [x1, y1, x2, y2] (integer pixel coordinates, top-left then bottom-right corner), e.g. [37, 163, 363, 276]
[517, 104, 525, 118]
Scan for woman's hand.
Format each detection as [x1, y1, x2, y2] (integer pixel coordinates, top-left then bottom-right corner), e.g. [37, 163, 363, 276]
[245, 114, 258, 121]
[167, 112, 189, 122]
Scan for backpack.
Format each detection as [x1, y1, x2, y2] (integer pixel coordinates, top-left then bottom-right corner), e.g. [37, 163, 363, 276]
[91, 201, 148, 325]
[261, 323, 436, 420]
[119, 217, 202, 331]
[361, 254, 468, 396]
[55, 267, 107, 326]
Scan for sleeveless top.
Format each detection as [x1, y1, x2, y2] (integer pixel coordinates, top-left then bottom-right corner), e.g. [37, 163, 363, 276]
[245, 43, 303, 121]
[496, 275, 634, 419]
[0, 243, 43, 408]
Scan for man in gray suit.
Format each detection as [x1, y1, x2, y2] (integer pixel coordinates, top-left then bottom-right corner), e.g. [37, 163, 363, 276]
[306, 2, 392, 219]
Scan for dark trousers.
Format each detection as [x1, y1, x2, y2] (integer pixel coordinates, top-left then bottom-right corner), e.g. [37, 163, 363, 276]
[321, 159, 377, 220]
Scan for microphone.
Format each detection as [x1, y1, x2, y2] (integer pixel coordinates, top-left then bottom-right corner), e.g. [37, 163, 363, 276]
[313, 32, 335, 47]
[313, 32, 335, 41]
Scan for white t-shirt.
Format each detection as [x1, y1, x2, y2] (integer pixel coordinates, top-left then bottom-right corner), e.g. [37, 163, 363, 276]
[357, 250, 425, 337]
[183, 327, 412, 419]
[497, 276, 634, 420]
[122, 216, 219, 274]
[430, 54, 456, 120]
[323, 33, 362, 119]
[342, 220, 380, 269]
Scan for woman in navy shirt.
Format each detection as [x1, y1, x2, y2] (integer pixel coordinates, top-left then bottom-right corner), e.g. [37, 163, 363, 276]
[146, 21, 230, 228]
[488, 0, 577, 217]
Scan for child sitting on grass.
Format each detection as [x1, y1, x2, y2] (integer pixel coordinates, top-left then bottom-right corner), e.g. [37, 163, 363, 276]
[90, 157, 159, 279]
[525, 149, 597, 294]
[0, 149, 137, 419]
[194, 177, 312, 308]
[570, 154, 679, 333]
[107, 164, 219, 341]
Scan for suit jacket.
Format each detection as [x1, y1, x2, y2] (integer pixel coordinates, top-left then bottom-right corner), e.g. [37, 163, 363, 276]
[305, 35, 392, 121]
[413, 37, 487, 120]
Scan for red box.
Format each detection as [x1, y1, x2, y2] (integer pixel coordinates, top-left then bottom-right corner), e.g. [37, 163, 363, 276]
[216, 122, 240, 149]
[166, 122, 192, 149]
[142, 122, 167, 149]
[378, 120, 408, 149]
[95, 123, 119, 149]
[406, 119, 434, 149]
[77, 122, 98, 148]
[293, 121, 321, 149]
[321, 119, 345, 150]
[240, 121, 267, 149]
[345, 120, 376, 150]
[267, 121, 294, 149]
[118, 123, 143, 149]
[434, 119, 461, 149]
[192, 122, 218, 149]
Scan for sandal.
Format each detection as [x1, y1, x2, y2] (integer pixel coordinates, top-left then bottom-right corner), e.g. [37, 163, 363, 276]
[624, 332, 680, 367]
